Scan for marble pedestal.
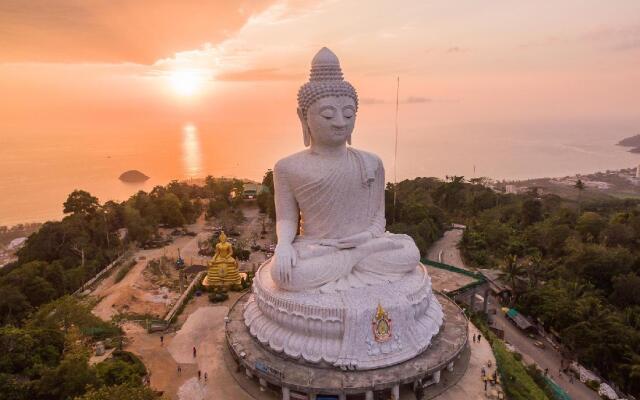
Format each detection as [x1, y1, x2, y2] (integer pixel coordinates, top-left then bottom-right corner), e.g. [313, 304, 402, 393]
[244, 260, 444, 370]
[226, 290, 469, 399]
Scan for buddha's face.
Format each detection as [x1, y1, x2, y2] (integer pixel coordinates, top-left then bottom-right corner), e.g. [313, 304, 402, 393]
[303, 96, 356, 147]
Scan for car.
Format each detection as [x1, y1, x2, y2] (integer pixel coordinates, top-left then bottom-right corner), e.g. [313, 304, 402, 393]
[533, 340, 546, 349]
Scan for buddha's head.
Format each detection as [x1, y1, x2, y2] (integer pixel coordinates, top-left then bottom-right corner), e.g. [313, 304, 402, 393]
[297, 47, 358, 148]
[219, 231, 227, 243]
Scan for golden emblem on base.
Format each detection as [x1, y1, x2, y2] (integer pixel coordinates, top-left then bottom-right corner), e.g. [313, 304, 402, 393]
[202, 231, 242, 288]
[372, 302, 392, 342]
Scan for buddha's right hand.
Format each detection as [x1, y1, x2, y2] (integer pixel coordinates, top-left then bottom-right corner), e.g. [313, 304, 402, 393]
[274, 243, 297, 284]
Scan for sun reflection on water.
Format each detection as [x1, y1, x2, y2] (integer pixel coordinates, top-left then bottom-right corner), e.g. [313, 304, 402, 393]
[182, 123, 202, 178]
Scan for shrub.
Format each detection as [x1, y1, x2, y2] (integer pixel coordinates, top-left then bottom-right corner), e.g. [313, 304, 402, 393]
[114, 260, 137, 283]
[468, 311, 549, 400]
[586, 379, 599, 391]
[208, 292, 228, 303]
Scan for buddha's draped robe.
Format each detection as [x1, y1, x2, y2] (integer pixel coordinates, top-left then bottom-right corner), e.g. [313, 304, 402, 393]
[272, 148, 419, 293]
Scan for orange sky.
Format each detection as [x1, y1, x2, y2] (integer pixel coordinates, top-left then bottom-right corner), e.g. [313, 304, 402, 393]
[1, 0, 639, 183]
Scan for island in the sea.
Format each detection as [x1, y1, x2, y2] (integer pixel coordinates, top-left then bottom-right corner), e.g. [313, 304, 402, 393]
[617, 134, 640, 153]
[118, 170, 150, 183]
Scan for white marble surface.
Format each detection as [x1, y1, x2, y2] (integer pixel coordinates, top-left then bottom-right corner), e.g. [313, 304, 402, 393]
[244, 47, 443, 370]
[245, 261, 443, 369]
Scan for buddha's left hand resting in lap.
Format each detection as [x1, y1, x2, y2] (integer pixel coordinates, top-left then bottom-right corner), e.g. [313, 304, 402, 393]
[271, 47, 420, 293]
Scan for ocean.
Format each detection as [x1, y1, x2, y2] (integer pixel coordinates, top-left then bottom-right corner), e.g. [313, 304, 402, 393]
[1, 115, 638, 226]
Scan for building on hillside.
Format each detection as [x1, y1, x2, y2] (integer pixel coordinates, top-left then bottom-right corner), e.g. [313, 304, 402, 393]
[505, 184, 518, 194]
[505, 308, 537, 333]
[242, 183, 266, 199]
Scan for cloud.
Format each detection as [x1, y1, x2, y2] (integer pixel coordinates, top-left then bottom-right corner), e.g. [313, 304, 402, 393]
[445, 46, 467, 53]
[359, 96, 455, 105]
[404, 96, 432, 104]
[518, 24, 640, 52]
[0, 0, 275, 64]
[360, 97, 386, 105]
[215, 68, 303, 81]
[581, 24, 640, 52]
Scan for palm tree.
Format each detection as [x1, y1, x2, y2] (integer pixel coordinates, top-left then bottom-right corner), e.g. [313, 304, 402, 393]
[574, 179, 585, 214]
[498, 254, 526, 303]
[525, 254, 544, 289]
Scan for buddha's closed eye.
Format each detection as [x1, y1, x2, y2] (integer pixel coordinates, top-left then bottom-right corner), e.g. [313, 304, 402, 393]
[321, 108, 336, 119]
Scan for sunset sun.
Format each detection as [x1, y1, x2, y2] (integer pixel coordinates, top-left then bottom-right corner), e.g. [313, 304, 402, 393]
[168, 69, 204, 97]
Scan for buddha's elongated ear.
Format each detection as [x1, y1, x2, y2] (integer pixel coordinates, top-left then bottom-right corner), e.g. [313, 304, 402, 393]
[297, 108, 311, 147]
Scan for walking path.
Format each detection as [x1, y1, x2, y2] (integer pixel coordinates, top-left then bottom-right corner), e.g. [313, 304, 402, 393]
[429, 324, 499, 400]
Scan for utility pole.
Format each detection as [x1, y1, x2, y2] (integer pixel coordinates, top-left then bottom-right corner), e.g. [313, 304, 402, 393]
[393, 76, 400, 224]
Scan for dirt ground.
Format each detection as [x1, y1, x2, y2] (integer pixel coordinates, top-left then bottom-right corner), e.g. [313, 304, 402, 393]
[89, 204, 273, 399]
[122, 292, 251, 400]
[92, 214, 210, 321]
[90, 209, 503, 400]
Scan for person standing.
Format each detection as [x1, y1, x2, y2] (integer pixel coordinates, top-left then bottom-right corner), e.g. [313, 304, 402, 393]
[473, 334, 476, 343]
[177, 365, 182, 375]
[160, 335, 164, 346]
[477, 334, 482, 343]
[193, 346, 197, 358]
[198, 370, 201, 380]
[204, 372, 208, 382]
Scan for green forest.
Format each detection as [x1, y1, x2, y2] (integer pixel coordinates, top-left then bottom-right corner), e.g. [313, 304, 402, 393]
[0, 177, 243, 400]
[3, 171, 640, 398]
[460, 188, 640, 396]
[385, 176, 640, 397]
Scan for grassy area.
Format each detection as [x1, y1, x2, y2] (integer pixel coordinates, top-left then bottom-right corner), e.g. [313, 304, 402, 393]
[114, 259, 137, 283]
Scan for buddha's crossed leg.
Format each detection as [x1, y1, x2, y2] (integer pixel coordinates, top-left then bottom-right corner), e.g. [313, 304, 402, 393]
[272, 234, 419, 292]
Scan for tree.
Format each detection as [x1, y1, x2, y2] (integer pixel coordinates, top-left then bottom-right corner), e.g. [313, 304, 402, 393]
[35, 327, 100, 400]
[602, 223, 635, 247]
[610, 273, 640, 307]
[63, 190, 99, 217]
[0, 284, 32, 325]
[499, 255, 526, 302]
[74, 385, 159, 400]
[576, 212, 606, 242]
[574, 179, 585, 213]
[521, 198, 543, 226]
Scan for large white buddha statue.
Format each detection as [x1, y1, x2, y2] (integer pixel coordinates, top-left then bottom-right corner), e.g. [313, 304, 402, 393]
[271, 49, 419, 294]
[244, 48, 443, 370]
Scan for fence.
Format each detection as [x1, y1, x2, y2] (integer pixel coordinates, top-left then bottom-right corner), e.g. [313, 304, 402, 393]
[163, 270, 206, 326]
[73, 253, 126, 295]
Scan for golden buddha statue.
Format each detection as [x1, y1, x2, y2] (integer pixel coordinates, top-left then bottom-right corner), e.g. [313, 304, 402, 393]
[203, 231, 241, 287]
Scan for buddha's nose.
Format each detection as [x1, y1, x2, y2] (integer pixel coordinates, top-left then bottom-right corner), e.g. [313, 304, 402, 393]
[332, 115, 347, 129]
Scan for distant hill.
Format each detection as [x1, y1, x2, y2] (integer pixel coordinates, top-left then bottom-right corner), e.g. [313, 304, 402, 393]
[119, 170, 149, 183]
[617, 134, 640, 152]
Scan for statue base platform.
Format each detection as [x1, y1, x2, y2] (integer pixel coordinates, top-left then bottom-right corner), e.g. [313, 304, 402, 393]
[226, 290, 469, 398]
[202, 273, 244, 288]
[243, 261, 445, 370]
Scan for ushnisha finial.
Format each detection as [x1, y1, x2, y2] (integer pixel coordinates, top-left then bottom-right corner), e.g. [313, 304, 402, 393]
[297, 47, 358, 118]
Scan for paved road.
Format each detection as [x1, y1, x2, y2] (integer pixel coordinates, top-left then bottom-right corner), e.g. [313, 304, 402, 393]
[426, 229, 468, 270]
[435, 229, 600, 400]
